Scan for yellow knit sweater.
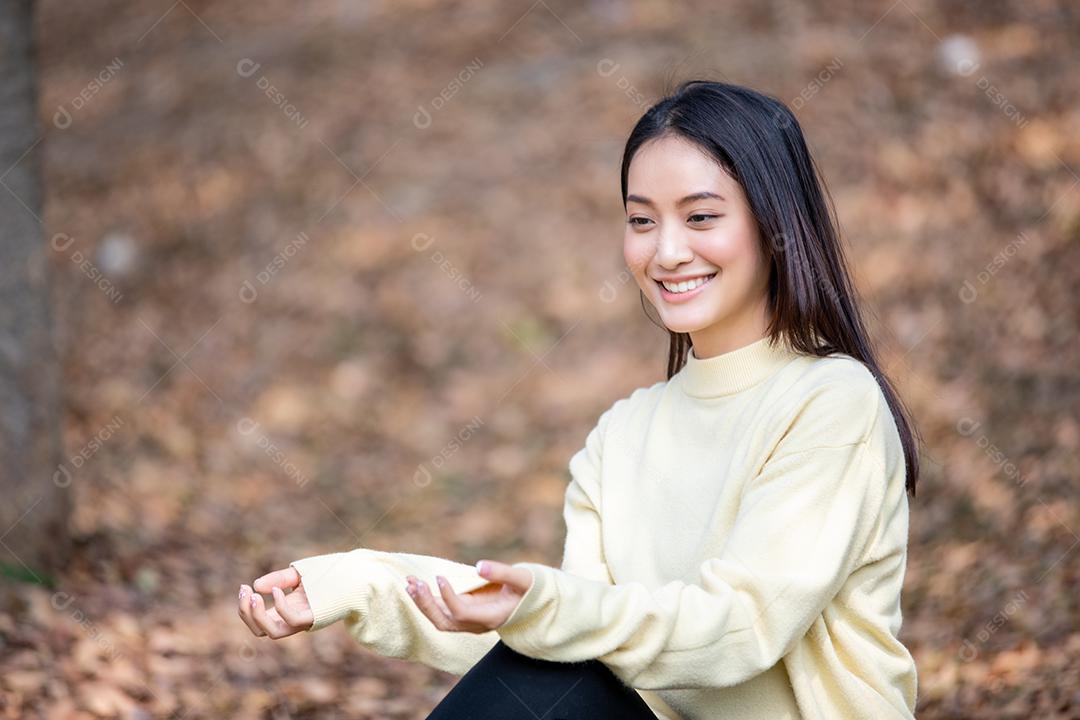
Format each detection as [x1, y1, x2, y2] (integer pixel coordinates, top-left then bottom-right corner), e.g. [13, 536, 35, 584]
[290, 335, 918, 719]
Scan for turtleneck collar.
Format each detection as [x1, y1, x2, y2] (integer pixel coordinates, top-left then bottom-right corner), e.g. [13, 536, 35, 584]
[678, 334, 801, 398]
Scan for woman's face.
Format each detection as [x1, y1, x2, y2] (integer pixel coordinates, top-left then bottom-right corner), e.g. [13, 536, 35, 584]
[623, 134, 772, 356]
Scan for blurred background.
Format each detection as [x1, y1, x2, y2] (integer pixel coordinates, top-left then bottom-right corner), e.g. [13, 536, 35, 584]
[1, 0, 1077, 717]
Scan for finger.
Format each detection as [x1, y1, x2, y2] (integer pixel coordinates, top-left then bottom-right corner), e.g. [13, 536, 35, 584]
[476, 560, 534, 594]
[253, 567, 300, 594]
[238, 585, 264, 637]
[237, 585, 266, 637]
[438, 576, 511, 628]
[407, 577, 455, 631]
[436, 575, 475, 622]
[251, 591, 291, 639]
[272, 586, 313, 630]
[408, 577, 453, 615]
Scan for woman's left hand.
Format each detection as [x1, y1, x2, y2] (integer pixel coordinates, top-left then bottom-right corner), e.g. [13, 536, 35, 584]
[406, 560, 533, 633]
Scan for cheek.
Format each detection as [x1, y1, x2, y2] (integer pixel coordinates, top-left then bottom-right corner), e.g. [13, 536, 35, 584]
[699, 224, 759, 270]
[623, 234, 653, 277]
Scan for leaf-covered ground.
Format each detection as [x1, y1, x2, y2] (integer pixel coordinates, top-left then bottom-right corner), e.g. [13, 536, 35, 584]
[2, 0, 1078, 717]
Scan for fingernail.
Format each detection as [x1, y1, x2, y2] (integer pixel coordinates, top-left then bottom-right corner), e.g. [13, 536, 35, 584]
[436, 576, 447, 588]
[250, 594, 257, 608]
[405, 584, 415, 597]
[476, 560, 487, 575]
[239, 586, 245, 600]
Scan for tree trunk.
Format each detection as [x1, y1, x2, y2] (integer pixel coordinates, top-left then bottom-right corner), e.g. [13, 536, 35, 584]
[0, 0, 68, 582]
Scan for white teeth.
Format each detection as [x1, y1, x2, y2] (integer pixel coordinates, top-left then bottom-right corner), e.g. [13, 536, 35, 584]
[660, 274, 715, 293]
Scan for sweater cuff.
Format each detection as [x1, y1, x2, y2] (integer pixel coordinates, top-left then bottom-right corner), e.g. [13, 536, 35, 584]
[290, 550, 377, 632]
[496, 562, 559, 654]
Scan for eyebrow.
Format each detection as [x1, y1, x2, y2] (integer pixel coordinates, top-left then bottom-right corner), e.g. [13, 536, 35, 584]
[625, 191, 726, 207]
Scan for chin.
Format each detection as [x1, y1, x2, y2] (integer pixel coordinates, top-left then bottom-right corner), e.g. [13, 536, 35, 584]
[657, 311, 716, 334]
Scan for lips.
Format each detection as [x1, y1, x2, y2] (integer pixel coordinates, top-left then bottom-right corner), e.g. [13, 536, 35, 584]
[656, 273, 717, 294]
[652, 272, 718, 304]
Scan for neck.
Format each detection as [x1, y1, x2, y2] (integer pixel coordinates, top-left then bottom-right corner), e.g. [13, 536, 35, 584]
[688, 300, 771, 358]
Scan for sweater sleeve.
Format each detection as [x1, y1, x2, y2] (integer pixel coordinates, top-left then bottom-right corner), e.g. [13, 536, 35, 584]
[559, 403, 617, 584]
[288, 549, 499, 676]
[495, 390, 891, 690]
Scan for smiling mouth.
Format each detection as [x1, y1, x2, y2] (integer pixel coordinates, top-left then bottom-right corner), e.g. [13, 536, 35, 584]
[655, 273, 717, 295]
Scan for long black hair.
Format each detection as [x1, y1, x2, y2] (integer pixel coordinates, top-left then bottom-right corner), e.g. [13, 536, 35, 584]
[622, 80, 922, 497]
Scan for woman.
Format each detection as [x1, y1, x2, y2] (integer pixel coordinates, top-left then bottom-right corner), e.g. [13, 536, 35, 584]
[238, 80, 921, 720]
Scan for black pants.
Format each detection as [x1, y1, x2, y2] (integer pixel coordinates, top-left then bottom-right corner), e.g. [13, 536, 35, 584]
[426, 640, 658, 719]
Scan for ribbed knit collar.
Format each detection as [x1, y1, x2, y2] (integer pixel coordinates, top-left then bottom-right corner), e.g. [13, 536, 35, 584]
[679, 334, 801, 398]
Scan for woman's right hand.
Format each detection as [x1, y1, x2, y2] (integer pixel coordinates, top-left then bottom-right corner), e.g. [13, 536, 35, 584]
[238, 566, 314, 639]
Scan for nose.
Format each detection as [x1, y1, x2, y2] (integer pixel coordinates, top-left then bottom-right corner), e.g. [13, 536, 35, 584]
[655, 226, 693, 269]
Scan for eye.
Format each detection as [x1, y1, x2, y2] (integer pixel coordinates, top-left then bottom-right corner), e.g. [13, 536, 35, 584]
[688, 214, 720, 224]
[627, 217, 653, 227]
